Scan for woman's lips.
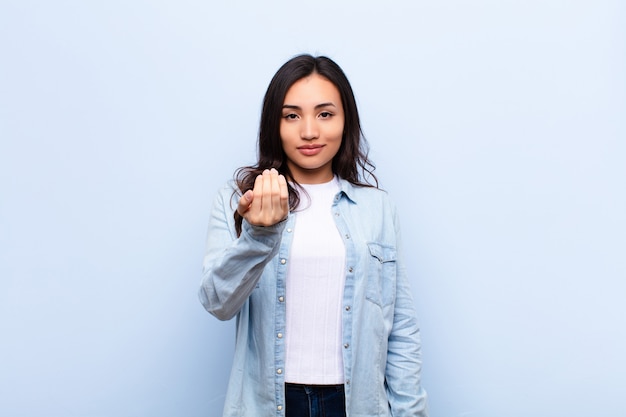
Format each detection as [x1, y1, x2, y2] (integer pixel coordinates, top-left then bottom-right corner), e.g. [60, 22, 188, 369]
[297, 144, 324, 156]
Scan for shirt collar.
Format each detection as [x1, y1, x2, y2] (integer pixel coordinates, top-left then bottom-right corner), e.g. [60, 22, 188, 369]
[337, 178, 359, 204]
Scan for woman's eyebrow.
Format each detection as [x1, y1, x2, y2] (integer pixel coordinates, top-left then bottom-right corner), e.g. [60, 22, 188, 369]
[282, 102, 337, 110]
[314, 102, 337, 109]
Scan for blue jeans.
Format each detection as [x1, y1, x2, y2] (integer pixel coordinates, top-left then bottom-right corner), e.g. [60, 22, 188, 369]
[285, 383, 346, 417]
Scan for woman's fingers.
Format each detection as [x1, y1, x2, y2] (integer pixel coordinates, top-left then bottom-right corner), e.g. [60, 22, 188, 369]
[270, 169, 281, 214]
[278, 173, 289, 216]
[268, 169, 289, 222]
[236, 189, 254, 217]
[262, 169, 273, 212]
[242, 168, 289, 226]
[251, 172, 264, 213]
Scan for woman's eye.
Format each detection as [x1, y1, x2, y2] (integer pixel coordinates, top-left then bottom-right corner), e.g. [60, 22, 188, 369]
[319, 111, 333, 118]
[284, 113, 298, 120]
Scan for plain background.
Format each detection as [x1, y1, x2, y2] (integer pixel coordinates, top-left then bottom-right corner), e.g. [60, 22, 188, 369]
[1, 1, 624, 416]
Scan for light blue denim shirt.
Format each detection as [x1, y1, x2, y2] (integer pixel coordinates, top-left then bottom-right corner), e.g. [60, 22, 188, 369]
[199, 178, 428, 417]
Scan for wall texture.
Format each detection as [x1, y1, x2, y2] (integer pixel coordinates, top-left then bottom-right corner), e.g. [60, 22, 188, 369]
[1, 1, 624, 416]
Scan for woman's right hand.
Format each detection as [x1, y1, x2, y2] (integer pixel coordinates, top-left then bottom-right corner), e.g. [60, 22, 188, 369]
[237, 168, 289, 227]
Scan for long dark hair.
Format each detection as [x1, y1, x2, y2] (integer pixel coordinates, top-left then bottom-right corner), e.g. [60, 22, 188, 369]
[234, 54, 377, 236]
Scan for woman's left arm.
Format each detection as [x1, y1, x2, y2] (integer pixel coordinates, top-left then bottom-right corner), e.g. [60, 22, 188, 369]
[385, 207, 429, 416]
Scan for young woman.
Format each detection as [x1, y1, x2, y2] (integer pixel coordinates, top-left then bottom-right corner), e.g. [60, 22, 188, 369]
[199, 54, 428, 417]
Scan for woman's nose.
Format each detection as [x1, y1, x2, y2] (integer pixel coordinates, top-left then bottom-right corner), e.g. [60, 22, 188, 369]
[300, 118, 319, 140]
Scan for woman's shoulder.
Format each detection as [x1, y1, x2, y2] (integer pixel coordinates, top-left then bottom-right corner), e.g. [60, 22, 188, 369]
[339, 180, 399, 221]
[340, 179, 394, 204]
[220, 179, 240, 194]
[211, 179, 241, 207]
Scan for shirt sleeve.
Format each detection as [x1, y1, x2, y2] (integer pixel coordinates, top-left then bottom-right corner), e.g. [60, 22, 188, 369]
[198, 183, 286, 321]
[385, 204, 429, 416]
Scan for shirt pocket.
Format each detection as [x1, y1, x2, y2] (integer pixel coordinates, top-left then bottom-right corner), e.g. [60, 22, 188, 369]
[365, 242, 397, 307]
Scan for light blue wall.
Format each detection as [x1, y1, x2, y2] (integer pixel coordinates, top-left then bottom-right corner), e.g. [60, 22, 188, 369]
[1, 1, 624, 416]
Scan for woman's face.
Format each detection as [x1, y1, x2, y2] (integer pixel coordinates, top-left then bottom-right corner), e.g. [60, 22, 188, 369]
[280, 73, 345, 184]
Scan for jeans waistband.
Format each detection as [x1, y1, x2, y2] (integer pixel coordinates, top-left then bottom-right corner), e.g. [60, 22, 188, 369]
[285, 383, 345, 393]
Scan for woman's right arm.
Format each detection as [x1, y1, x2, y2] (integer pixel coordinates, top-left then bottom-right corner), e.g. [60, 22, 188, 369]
[199, 169, 289, 321]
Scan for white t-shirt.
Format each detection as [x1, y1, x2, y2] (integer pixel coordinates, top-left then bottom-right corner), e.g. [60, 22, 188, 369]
[284, 177, 346, 384]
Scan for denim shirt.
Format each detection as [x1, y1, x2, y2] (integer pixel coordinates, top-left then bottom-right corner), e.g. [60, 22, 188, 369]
[199, 178, 428, 417]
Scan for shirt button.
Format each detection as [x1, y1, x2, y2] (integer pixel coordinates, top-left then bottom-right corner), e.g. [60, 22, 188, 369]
[277, 333, 283, 339]
[277, 405, 283, 411]
[348, 267, 353, 273]
[344, 343, 349, 348]
[345, 305, 351, 311]
[279, 296, 284, 302]
[277, 368, 282, 375]
[345, 234, 350, 239]
[346, 379, 351, 385]
[287, 228, 292, 233]
[280, 259, 286, 265]
[334, 212, 340, 217]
